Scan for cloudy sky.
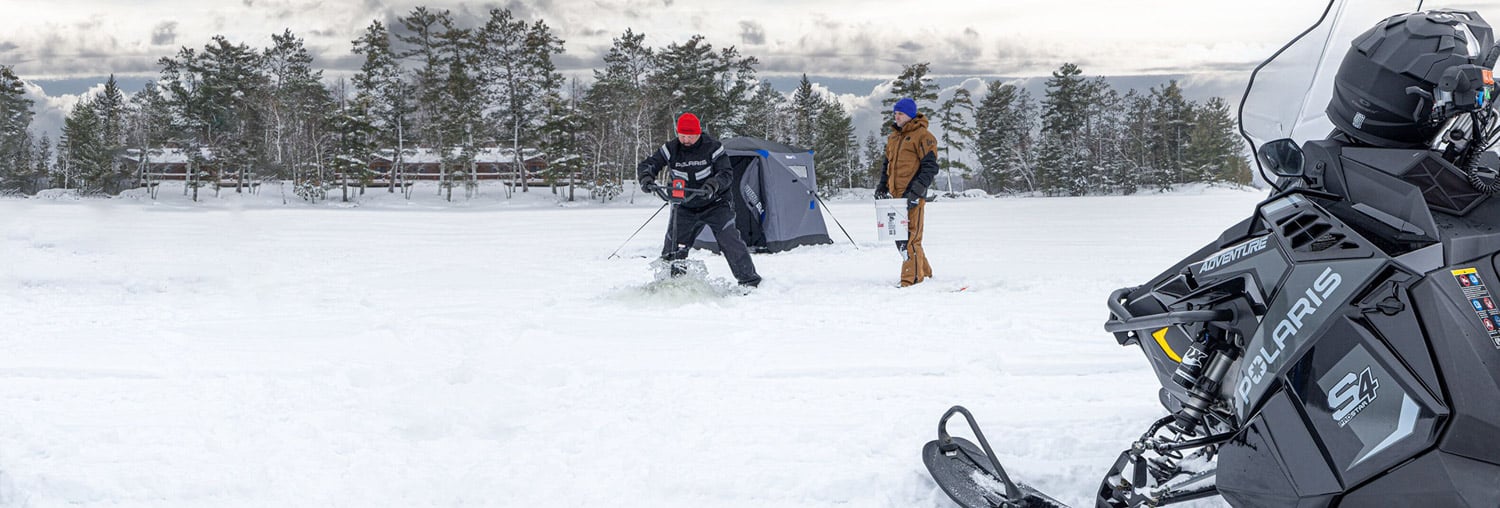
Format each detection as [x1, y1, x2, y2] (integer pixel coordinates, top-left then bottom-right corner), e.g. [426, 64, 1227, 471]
[4, 0, 1496, 138]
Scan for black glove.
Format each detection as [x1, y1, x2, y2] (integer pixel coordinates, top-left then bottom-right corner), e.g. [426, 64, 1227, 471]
[689, 181, 719, 204]
[903, 188, 923, 210]
[640, 176, 660, 194]
[875, 183, 890, 199]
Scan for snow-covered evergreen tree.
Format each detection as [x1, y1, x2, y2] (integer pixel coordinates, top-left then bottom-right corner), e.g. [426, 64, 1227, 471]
[125, 82, 172, 198]
[1187, 97, 1252, 185]
[395, 7, 455, 157]
[648, 35, 757, 137]
[1038, 63, 1089, 195]
[975, 80, 1036, 194]
[741, 81, 786, 143]
[936, 87, 976, 195]
[862, 132, 885, 189]
[789, 74, 823, 148]
[92, 75, 129, 194]
[479, 9, 565, 194]
[1149, 80, 1193, 190]
[61, 99, 112, 194]
[29, 135, 51, 194]
[812, 99, 856, 192]
[882, 63, 940, 123]
[0, 65, 35, 195]
[435, 24, 481, 200]
[263, 29, 330, 186]
[352, 20, 413, 194]
[587, 29, 655, 188]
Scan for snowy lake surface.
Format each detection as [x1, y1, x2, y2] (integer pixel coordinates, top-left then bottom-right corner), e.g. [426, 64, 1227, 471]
[0, 185, 1263, 507]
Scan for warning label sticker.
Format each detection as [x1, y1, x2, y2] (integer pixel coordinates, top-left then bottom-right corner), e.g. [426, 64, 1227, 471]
[1453, 268, 1500, 348]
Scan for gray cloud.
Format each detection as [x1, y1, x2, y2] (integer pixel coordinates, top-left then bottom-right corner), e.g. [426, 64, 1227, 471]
[151, 22, 179, 46]
[314, 50, 367, 72]
[575, 27, 610, 38]
[0, 41, 17, 53]
[739, 21, 765, 45]
[554, 53, 602, 72]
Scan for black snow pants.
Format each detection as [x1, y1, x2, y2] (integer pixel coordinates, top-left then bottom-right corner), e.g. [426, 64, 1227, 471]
[661, 199, 761, 286]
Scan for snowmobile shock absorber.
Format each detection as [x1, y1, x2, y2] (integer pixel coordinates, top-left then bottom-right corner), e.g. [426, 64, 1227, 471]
[1174, 350, 1234, 435]
[1170, 342, 1209, 391]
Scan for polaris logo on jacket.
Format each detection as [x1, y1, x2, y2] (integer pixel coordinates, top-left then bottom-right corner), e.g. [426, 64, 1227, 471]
[1236, 267, 1343, 414]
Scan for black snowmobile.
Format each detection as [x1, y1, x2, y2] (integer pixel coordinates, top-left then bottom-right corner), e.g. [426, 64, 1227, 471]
[925, 1, 1500, 506]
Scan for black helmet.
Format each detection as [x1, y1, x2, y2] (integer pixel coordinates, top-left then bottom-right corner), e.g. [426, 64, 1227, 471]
[1327, 10, 1496, 148]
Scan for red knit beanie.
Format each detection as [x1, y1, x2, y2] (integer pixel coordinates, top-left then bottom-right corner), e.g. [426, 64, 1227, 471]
[676, 113, 702, 135]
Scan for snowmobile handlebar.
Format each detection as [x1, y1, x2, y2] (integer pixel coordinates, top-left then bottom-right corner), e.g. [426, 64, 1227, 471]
[1104, 287, 1236, 334]
[653, 185, 712, 204]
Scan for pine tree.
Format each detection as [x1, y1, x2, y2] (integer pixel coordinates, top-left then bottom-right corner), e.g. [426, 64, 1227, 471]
[92, 75, 129, 194]
[479, 10, 565, 194]
[539, 79, 589, 200]
[789, 74, 823, 147]
[395, 7, 455, 155]
[975, 80, 1036, 193]
[1082, 76, 1126, 194]
[264, 29, 330, 185]
[125, 82, 173, 198]
[30, 135, 52, 194]
[352, 20, 413, 193]
[741, 81, 787, 143]
[936, 87, 977, 195]
[881, 62, 941, 125]
[329, 91, 378, 202]
[587, 29, 655, 188]
[862, 132, 885, 189]
[1038, 63, 1089, 195]
[1149, 80, 1193, 189]
[0, 65, 35, 195]
[812, 99, 856, 192]
[1119, 89, 1154, 194]
[61, 98, 112, 193]
[1187, 97, 1252, 185]
[156, 37, 269, 198]
[436, 24, 482, 200]
[204, 36, 269, 195]
[648, 35, 758, 137]
[156, 46, 207, 198]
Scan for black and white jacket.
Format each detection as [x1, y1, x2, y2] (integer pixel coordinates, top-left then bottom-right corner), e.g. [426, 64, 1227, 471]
[636, 133, 733, 208]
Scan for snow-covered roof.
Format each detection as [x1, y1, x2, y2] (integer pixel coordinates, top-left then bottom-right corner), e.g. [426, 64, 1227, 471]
[121, 148, 216, 164]
[372, 147, 545, 165]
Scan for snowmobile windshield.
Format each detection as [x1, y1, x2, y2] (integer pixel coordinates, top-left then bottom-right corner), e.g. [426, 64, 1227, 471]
[1240, 0, 1425, 154]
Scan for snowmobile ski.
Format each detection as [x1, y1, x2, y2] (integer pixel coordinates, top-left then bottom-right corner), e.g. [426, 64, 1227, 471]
[923, 406, 1067, 508]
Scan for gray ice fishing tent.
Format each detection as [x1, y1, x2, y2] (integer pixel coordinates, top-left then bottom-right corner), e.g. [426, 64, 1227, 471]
[693, 137, 833, 253]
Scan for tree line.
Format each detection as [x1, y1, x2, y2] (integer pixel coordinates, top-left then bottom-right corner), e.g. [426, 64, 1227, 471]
[0, 7, 1251, 201]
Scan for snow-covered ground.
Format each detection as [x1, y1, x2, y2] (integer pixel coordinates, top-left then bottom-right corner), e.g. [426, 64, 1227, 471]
[0, 184, 1265, 507]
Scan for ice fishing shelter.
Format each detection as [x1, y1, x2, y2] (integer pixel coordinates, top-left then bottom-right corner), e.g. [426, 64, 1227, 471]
[693, 137, 832, 253]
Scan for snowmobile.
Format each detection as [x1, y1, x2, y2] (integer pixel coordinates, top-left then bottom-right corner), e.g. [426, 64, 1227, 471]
[924, 1, 1500, 506]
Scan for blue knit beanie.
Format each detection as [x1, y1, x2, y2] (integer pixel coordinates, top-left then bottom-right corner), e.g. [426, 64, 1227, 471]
[893, 97, 918, 118]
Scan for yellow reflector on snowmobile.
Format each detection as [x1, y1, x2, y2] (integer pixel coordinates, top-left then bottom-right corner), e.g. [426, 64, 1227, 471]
[1153, 327, 1182, 363]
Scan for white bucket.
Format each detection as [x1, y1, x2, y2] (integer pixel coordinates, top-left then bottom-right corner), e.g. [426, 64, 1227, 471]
[875, 198, 909, 242]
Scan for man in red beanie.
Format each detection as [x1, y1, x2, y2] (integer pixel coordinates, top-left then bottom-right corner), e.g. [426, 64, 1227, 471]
[637, 112, 762, 288]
